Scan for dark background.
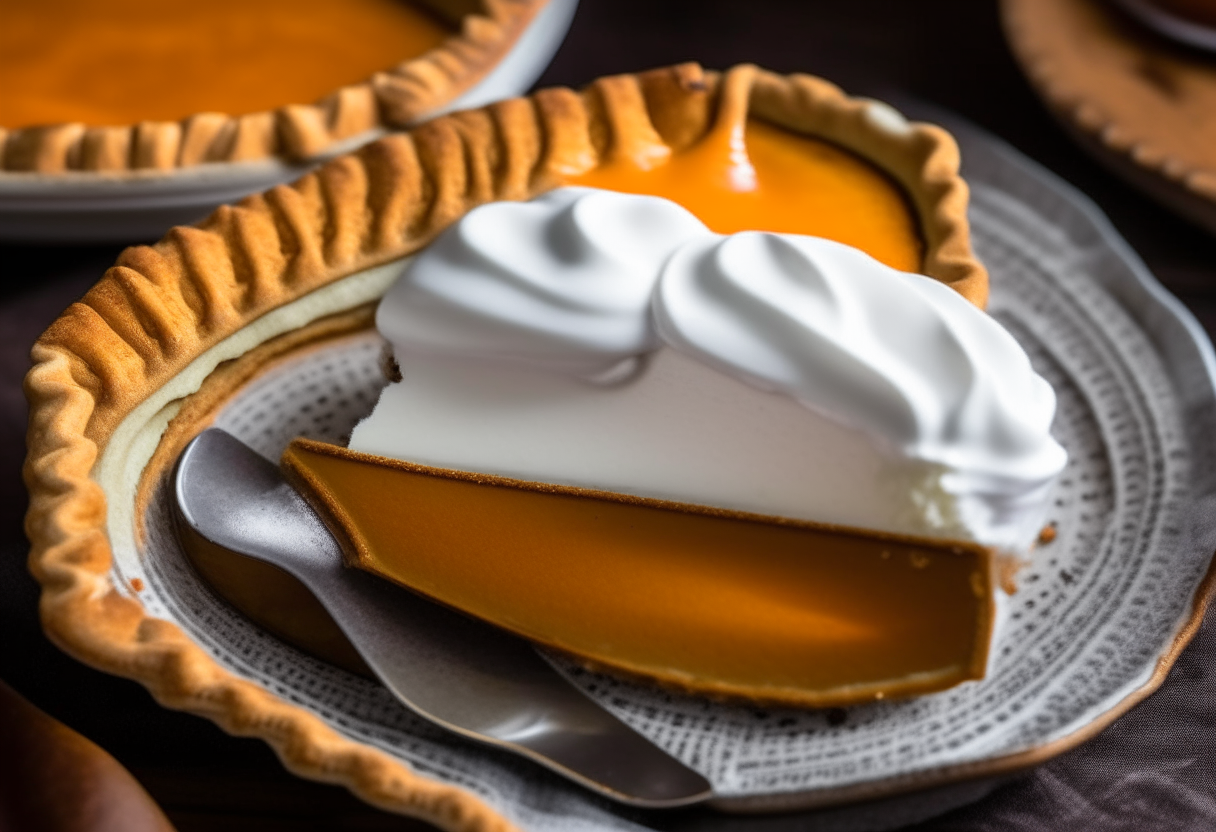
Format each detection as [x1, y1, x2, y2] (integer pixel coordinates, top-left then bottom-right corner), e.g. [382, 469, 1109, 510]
[2, 1, 1213, 830]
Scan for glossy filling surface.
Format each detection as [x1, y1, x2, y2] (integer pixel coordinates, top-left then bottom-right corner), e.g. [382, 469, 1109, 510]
[565, 119, 924, 273]
[283, 438, 994, 705]
[1, 0, 451, 127]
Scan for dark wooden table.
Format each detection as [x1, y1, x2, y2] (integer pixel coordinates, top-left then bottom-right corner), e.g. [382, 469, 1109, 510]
[2, 2, 1213, 830]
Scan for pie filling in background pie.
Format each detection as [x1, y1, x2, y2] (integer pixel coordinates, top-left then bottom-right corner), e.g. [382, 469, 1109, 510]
[26, 65, 1063, 723]
[0, 0, 548, 172]
[1, 0, 450, 128]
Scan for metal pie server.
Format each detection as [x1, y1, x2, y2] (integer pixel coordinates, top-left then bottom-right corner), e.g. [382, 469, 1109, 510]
[172, 428, 713, 808]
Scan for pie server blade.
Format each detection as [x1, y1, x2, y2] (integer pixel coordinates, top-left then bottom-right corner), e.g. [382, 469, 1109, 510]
[171, 428, 713, 809]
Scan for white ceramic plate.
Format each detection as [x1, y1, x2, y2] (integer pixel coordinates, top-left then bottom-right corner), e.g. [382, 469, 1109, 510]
[108, 115, 1216, 832]
[0, 0, 579, 244]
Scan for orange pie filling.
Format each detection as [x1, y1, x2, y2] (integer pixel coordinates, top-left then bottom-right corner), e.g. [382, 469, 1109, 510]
[1, 0, 451, 128]
[564, 116, 923, 272]
[282, 439, 994, 705]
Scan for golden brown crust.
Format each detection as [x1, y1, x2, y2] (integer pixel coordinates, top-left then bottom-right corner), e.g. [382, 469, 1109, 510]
[26, 64, 991, 825]
[0, 0, 549, 174]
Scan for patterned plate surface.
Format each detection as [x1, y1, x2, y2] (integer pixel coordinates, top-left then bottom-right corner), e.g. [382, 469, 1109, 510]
[112, 116, 1216, 830]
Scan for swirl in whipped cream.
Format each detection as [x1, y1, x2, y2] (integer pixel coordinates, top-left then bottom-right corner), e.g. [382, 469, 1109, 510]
[376, 187, 709, 373]
[652, 231, 1067, 548]
[654, 232, 1066, 485]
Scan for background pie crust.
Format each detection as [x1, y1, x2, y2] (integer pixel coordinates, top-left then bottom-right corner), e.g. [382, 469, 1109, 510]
[1002, 0, 1216, 234]
[24, 63, 986, 828]
[0, 0, 550, 174]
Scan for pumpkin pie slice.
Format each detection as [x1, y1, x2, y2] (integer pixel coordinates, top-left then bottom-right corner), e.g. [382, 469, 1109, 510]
[275, 168, 1061, 706]
[1, 0, 555, 173]
[26, 62, 1023, 819]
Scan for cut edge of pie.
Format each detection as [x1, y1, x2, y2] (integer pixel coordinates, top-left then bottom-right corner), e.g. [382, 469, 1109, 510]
[0, 0, 549, 175]
[25, 63, 1010, 819]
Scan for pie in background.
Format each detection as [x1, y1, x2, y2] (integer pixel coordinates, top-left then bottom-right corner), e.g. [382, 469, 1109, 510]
[0, 0, 551, 173]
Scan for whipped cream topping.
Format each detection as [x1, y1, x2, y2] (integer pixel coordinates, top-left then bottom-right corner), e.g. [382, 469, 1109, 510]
[364, 186, 1067, 551]
[654, 231, 1067, 549]
[376, 187, 709, 373]
[655, 232, 1066, 484]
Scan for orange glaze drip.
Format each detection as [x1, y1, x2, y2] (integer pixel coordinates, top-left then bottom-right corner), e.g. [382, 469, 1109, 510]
[565, 118, 924, 273]
[0, 0, 451, 127]
[282, 438, 994, 706]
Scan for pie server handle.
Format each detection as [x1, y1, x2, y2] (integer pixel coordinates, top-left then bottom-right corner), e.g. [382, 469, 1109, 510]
[172, 428, 713, 809]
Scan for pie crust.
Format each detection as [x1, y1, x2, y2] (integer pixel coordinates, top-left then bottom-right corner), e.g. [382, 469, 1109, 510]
[0, 0, 549, 174]
[25, 63, 987, 826]
[1002, 0, 1216, 233]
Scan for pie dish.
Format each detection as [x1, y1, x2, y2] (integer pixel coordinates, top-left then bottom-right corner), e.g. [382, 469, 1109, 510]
[1, 0, 553, 173]
[1002, 0, 1216, 234]
[0, 0, 578, 243]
